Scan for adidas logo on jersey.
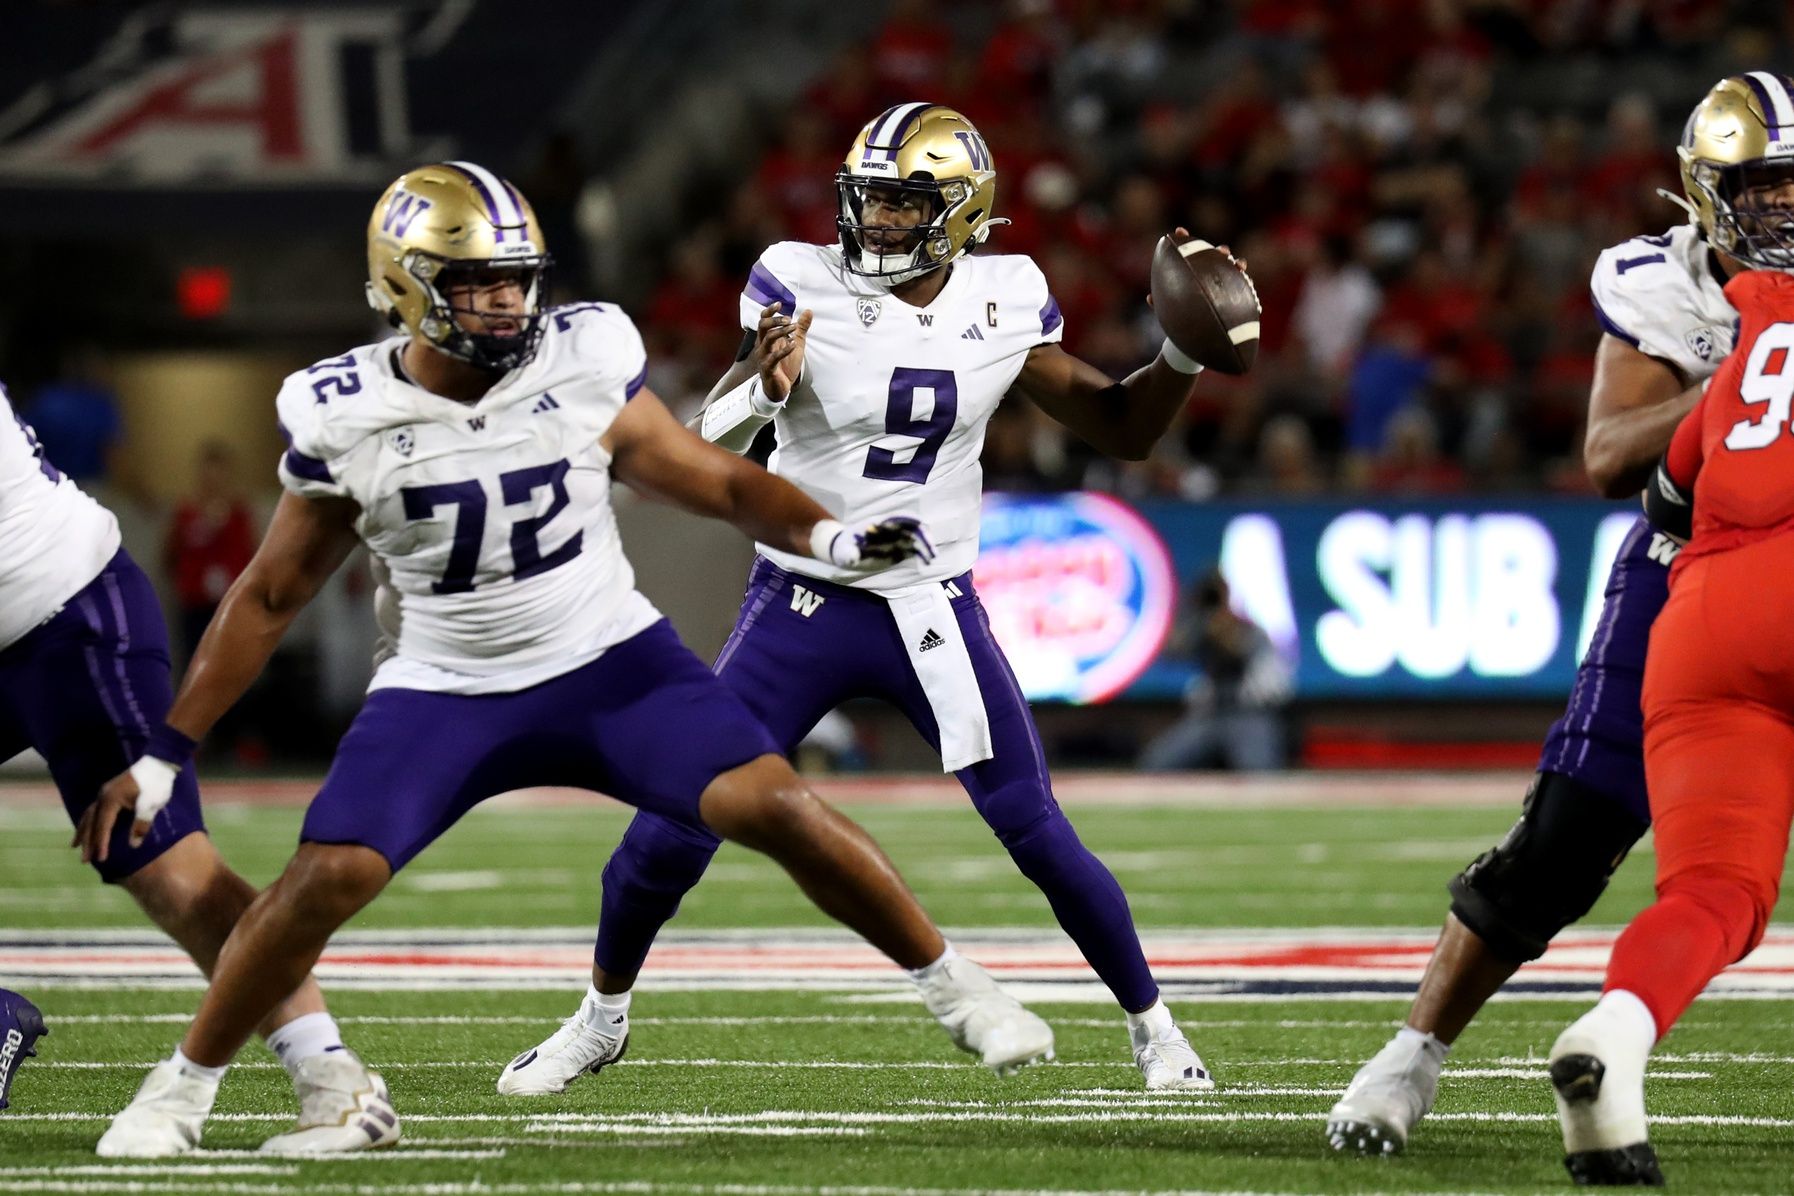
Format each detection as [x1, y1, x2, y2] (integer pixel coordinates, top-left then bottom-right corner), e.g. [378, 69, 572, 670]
[960, 325, 985, 341]
[532, 392, 560, 414]
[918, 628, 946, 652]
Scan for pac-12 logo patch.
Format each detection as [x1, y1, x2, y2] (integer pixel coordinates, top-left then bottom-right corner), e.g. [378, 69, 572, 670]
[1685, 326, 1720, 362]
[388, 427, 415, 457]
[856, 298, 882, 328]
[977, 492, 1176, 704]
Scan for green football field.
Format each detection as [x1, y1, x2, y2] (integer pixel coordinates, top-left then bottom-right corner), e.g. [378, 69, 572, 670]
[1, 777, 1790, 1195]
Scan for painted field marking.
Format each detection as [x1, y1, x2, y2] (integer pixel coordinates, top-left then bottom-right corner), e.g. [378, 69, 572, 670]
[11, 1108, 1793, 1130]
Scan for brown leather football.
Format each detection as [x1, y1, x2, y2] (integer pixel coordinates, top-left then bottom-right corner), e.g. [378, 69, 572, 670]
[1151, 231, 1261, 375]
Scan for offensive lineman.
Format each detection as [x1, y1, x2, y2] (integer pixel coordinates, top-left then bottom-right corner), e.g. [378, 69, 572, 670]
[86, 161, 1052, 1157]
[504, 103, 1237, 1095]
[1328, 73, 1794, 1155]
[0, 382, 359, 1139]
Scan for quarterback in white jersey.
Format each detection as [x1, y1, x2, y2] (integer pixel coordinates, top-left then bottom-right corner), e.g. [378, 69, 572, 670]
[91, 161, 1051, 1159]
[731, 240, 1064, 589]
[0, 383, 359, 1132]
[511, 103, 1243, 1098]
[1329, 73, 1794, 1167]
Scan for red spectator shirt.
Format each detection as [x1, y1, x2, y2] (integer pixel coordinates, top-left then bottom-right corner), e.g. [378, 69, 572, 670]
[166, 499, 256, 609]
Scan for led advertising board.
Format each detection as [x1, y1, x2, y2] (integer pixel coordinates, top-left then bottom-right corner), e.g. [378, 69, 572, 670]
[976, 494, 1651, 702]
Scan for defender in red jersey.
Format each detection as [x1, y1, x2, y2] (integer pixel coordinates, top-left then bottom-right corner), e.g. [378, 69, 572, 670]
[1546, 268, 1794, 1187]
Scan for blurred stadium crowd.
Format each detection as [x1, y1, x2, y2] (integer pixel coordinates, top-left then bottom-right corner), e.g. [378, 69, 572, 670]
[615, 0, 1792, 499]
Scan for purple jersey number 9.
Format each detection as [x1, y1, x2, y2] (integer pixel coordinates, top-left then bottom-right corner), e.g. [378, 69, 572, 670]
[863, 367, 958, 485]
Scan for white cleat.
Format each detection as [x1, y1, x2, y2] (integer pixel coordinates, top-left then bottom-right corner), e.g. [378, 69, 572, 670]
[497, 1008, 629, 1096]
[259, 1050, 400, 1154]
[915, 954, 1054, 1074]
[95, 1058, 218, 1158]
[1132, 1017, 1214, 1091]
[1326, 1031, 1446, 1155]
[1550, 996, 1663, 1186]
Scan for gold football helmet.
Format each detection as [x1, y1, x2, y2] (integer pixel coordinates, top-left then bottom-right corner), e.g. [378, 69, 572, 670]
[366, 161, 551, 372]
[1678, 73, 1794, 269]
[837, 103, 1001, 285]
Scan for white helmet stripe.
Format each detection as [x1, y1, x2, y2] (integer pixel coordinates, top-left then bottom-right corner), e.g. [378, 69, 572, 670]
[448, 160, 523, 226]
[1748, 72, 1794, 134]
[868, 101, 932, 158]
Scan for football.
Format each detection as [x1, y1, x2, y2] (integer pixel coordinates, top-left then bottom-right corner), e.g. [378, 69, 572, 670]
[1151, 231, 1261, 375]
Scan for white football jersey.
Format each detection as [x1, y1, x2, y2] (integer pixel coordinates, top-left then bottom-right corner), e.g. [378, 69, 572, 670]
[742, 241, 1063, 589]
[0, 383, 120, 651]
[1590, 223, 1737, 384]
[276, 303, 660, 694]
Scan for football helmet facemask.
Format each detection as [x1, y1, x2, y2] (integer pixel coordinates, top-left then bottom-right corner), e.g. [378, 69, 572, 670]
[837, 103, 1002, 287]
[366, 161, 552, 373]
[1677, 72, 1794, 270]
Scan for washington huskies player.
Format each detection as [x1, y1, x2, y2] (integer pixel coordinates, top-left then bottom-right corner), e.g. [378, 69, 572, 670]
[87, 162, 1052, 1157]
[1328, 73, 1794, 1157]
[504, 104, 1234, 1096]
[0, 383, 359, 1133]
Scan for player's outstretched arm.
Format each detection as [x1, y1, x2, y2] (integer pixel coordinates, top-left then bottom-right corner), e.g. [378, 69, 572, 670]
[608, 387, 932, 569]
[1012, 340, 1199, 462]
[75, 492, 360, 863]
[1584, 335, 1702, 498]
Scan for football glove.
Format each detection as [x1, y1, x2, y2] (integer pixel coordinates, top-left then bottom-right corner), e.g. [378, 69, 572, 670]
[811, 517, 936, 572]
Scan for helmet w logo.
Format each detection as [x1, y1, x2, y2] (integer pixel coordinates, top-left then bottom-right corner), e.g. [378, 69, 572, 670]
[954, 130, 992, 172]
[382, 190, 432, 237]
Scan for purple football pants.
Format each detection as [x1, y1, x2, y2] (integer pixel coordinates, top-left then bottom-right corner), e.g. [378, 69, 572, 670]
[594, 558, 1161, 1012]
[0, 549, 205, 881]
[1537, 515, 1668, 822]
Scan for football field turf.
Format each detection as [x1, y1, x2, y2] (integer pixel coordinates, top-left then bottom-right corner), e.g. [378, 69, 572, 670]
[2, 774, 1790, 1195]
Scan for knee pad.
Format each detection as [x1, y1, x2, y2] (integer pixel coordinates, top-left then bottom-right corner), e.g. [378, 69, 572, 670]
[1448, 771, 1649, 963]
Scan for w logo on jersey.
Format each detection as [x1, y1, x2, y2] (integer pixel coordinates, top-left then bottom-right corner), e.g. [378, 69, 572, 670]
[382, 190, 432, 236]
[790, 585, 825, 618]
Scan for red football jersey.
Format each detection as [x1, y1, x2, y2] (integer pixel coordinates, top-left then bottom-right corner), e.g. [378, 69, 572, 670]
[1664, 270, 1794, 564]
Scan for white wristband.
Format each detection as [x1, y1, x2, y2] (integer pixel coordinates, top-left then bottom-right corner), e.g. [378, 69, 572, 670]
[128, 756, 183, 827]
[808, 519, 856, 566]
[1160, 338, 1204, 376]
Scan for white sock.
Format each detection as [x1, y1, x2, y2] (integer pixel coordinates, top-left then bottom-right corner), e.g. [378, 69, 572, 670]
[1396, 1025, 1451, 1060]
[266, 1012, 346, 1080]
[582, 984, 631, 1027]
[908, 942, 958, 983]
[1125, 999, 1175, 1036]
[1593, 989, 1659, 1047]
[171, 1047, 227, 1085]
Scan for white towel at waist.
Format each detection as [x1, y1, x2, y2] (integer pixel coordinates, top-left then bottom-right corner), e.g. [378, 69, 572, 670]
[883, 580, 993, 772]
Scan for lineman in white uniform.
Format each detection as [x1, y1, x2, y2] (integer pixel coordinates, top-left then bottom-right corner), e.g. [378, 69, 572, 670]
[89, 160, 1052, 1158]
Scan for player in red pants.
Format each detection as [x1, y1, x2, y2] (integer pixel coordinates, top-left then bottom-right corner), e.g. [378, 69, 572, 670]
[1549, 266, 1794, 1186]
